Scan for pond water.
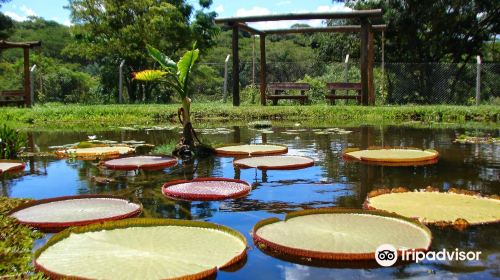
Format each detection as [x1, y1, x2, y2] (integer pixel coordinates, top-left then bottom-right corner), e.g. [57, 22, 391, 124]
[2, 125, 499, 279]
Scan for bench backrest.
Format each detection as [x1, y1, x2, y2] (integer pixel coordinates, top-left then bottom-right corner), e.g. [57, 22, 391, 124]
[326, 82, 361, 90]
[0, 90, 25, 98]
[268, 82, 310, 91]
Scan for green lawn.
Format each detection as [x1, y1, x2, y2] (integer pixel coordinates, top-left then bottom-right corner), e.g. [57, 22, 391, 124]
[0, 103, 498, 128]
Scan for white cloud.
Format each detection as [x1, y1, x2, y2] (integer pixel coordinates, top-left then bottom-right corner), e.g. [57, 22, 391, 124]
[235, 4, 352, 31]
[20, 5, 37, 17]
[63, 19, 72, 26]
[3, 11, 25, 21]
[3, 4, 38, 22]
[215, 4, 224, 14]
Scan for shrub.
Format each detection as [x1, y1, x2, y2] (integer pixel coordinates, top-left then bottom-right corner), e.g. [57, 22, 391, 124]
[0, 125, 26, 159]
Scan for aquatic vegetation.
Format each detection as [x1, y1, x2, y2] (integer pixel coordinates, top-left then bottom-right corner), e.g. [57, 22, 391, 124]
[34, 218, 247, 279]
[253, 208, 431, 261]
[0, 197, 44, 278]
[454, 134, 499, 144]
[215, 144, 288, 156]
[365, 187, 500, 229]
[162, 178, 251, 201]
[151, 140, 178, 156]
[103, 156, 178, 171]
[9, 195, 142, 232]
[343, 147, 439, 166]
[0, 124, 27, 159]
[55, 145, 135, 159]
[248, 120, 272, 129]
[233, 155, 314, 170]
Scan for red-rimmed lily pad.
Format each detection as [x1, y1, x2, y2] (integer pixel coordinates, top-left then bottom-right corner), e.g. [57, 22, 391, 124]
[8, 195, 142, 232]
[34, 218, 247, 280]
[162, 178, 251, 201]
[215, 144, 288, 156]
[0, 160, 25, 175]
[103, 156, 178, 171]
[364, 188, 500, 229]
[343, 147, 439, 166]
[233, 155, 314, 170]
[253, 208, 431, 262]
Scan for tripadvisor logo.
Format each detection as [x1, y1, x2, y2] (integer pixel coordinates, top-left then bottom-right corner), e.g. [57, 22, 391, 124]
[375, 244, 482, 267]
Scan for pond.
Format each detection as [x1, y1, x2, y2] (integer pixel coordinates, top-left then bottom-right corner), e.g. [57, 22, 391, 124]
[2, 125, 499, 279]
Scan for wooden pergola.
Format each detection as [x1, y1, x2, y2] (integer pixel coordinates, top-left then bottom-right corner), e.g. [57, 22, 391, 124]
[0, 40, 41, 107]
[215, 10, 385, 106]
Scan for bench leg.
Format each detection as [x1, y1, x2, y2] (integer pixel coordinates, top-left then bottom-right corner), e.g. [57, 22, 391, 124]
[272, 99, 278, 106]
[330, 90, 336, 105]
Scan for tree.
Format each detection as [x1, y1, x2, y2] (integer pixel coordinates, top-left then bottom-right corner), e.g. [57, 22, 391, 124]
[0, 0, 13, 40]
[65, 0, 218, 103]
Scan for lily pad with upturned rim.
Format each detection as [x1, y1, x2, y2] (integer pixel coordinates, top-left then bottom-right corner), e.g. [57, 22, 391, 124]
[253, 208, 432, 262]
[343, 147, 439, 166]
[55, 146, 135, 159]
[162, 178, 251, 201]
[364, 188, 500, 228]
[215, 144, 288, 156]
[233, 155, 314, 170]
[8, 195, 142, 232]
[103, 156, 178, 171]
[34, 218, 247, 280]
[0, 160, 25, 175]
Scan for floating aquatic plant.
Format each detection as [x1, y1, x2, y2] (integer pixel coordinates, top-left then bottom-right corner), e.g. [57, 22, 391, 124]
[253, 208, 431, 262]
[233, 155, 314, 170]
[215, 144, 288, 156]
[364, 187, 500, 229]
[104, 156, 178, 171]
[34, 218, 247, 279]
[0, 160, 25, 175]
[9, 195, 142, 232]
[162, 178, 251, 201]
[343, 147, 439, 166]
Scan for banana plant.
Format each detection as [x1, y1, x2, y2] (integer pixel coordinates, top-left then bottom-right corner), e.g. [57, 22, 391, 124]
[134, 44, 199, 153]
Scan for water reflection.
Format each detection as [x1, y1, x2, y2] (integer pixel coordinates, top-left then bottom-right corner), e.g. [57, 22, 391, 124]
[3, 125, 499, 279]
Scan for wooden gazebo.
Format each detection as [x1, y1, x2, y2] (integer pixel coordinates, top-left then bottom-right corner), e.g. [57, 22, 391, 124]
[0, 40, 41, 107]
[215, 10, 385, 106]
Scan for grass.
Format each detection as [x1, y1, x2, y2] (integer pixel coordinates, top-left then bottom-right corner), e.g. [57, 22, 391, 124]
[0, 103, 498, 128]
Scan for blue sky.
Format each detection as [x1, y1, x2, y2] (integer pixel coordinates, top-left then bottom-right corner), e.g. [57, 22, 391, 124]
[0, 0, 350, 29]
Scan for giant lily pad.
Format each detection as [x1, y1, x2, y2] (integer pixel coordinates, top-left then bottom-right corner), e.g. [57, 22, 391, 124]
[215, 144, 288, 156]
[365, 188, 500, 228]
[9, 195, 142, 232]
[162, 178, 251, 201]
[0, 160, 25, 175]
[233, 155, 314, 170]
[34, 218, 247, 279]
[56, 146, 135, 159]
[343, 147, 439, 166]
[104, 156, 178, 171]
[253, 208, 431, 261]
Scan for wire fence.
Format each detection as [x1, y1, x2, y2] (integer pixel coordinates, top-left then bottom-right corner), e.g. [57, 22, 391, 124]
[198, 61, 499, 105]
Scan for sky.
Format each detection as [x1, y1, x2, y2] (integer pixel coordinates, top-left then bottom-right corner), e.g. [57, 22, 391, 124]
[0, 0, 351, 30]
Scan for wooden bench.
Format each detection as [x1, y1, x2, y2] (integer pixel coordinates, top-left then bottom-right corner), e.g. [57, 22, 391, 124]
[325, 82, 361, 105]
[0, 90, 26, 106]
[267, 83, 310, 105]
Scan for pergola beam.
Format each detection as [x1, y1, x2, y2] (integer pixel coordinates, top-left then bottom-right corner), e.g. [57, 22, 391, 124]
[0, 40, 41, 49]
[263, 25, 386, 35]
[236, 23, 264, 35]
[215, 9, 382, 23]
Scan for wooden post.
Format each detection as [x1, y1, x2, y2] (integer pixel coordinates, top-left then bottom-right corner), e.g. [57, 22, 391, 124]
[231, 23, 240, 106]
[360, 19, 369, 106]
[259, 34, 267, 106]
[23, 47, 31, 107]
[252, 35, 256, 85]
[367, 27, 375, 105]
[476, 55, 481, 105]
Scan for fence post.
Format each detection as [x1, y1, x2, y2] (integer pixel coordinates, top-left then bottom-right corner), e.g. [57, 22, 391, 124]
[30, 64, 36, 105]
[119, 60, 125, 104]
[223, 54, 230, 102]
[344, 54, 349, 95]
[476, 56, 481, 106]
